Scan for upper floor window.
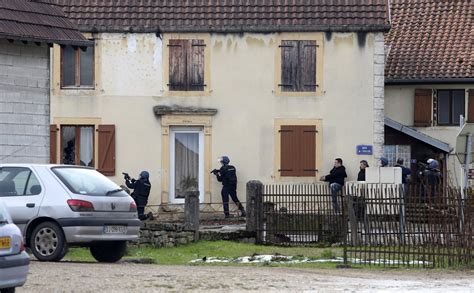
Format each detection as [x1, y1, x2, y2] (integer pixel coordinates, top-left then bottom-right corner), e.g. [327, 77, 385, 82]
[437, 90, 465, 126]
[279, 40, 317, 92]
[61, 45, 94, 88]
[168, 39, 205, 91]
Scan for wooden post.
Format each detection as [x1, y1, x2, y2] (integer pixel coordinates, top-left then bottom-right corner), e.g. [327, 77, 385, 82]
[184, 190, 200, 241]
[346, 191, 359, 246]
[246, 180, 264, 243]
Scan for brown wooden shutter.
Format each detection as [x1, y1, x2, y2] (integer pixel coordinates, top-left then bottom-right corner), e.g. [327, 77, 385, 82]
[49, 124, 58, 164]
[188, 39, 205, 91]
[280, 41, 298, 92]
[98, 125, 115, 176]
[300, 126, 317, 176]
[414, 89, 432, 127]
[299, 41, 317, 92]
[280, 125, 317, 177]
[280, 125, 298, 176]
[467, 90, 474, 123]
[168, 39, 187, 91]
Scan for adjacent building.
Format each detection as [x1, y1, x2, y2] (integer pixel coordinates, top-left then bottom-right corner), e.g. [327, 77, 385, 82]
[0, 0, 89, 163]
[50, 0, 390, 212]
[384, 0, 473, 185]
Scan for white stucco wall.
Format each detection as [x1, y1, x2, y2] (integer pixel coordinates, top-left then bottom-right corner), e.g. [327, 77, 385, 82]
[51, 32, 380, 207]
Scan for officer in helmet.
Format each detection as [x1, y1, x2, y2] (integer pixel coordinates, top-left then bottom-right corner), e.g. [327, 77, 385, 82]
[125, 171, 152, 220]
[211, 156, 246, 218]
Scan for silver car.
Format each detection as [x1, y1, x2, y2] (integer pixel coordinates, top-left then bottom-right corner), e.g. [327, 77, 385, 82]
[0, 200, 29, 293]
[0, 164, 141, 263]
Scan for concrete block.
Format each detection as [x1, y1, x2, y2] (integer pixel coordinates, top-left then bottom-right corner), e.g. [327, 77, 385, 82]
[0, 54, 13, 66]
[374, 86, 384, 98]
[374, 75, 384, 86]
[374, 54, 385, 64]
[374, 97, 384, 110]
[374, 64, 385, 76]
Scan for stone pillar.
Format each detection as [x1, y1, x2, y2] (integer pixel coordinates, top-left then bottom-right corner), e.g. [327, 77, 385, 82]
[184, 191, 200, 241]
[373, 32, 385, 160]
[246, 180, 264, 243]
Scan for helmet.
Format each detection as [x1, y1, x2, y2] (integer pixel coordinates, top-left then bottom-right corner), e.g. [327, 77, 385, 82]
[139, 171, 150, 179]
[219, 156, 230, 165]
[380, 157, 389, 167]
[429, 160, 439, 169]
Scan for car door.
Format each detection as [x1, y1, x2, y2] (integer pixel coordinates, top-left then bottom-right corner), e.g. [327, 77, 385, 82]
[0, 166, 45, 234]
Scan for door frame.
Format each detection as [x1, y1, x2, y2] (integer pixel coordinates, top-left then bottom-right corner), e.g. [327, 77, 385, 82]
[169, 127, 205, 203]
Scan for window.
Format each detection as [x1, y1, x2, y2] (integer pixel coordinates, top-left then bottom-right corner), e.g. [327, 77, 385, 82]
[50, 124, 116, 176]
[383, 145, 411, 167]
[0, 167, 42, 197]
[61, 125, 95, 167]
[437, 90, 465, 125]
[168, 39, 205, 91]
[279, 40, 317, 92]
[279, 125, 317, 177]
[61, 45, 94, 88]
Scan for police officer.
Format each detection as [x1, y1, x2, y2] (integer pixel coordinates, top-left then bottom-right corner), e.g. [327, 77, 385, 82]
[211, 156, 246, 218]
[423, 159, 441, 201]
[125, 171, 151, 220]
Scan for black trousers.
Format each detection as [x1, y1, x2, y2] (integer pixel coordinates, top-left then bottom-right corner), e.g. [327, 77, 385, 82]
[221, 185, 240, 215]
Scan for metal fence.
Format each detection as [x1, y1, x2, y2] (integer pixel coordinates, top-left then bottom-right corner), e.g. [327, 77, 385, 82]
[248, 181, 473, 268]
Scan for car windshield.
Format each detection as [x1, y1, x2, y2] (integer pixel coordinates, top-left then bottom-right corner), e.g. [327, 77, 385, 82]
[52, 167, 127, 197]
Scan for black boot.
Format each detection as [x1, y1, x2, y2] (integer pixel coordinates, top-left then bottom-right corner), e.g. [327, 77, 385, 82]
[238, 203, 246, 217]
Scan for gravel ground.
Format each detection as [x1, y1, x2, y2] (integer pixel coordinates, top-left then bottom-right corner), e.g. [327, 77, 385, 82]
[18, 261, 474, 292]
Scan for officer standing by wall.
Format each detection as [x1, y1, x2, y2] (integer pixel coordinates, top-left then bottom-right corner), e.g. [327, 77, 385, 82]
[211, 156, 246, 218]
[124, 171, 152, 220]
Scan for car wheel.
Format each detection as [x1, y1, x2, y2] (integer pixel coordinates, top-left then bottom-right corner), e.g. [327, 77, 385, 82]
[30, 221, 68, 262]
[0, 287, 15, 293]
[90, 241, 127, 263]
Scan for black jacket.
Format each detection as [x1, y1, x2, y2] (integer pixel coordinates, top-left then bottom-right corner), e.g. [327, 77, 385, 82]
[357, 169, 366, 181]
[126, 178, 151, 206]
[395, 164, 412, 184]
[216, 164, 237, 187]
[324, 166, 347, 186]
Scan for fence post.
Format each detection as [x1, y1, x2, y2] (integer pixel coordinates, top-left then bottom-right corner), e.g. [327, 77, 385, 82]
[246, 180, 264, 244]
[345, 186, 359, 246]
[184, 190, 200, 241]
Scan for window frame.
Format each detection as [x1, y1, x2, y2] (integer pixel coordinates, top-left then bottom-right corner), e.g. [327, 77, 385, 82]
[274, 119, 323, 181]
[436, 89, 465, 126]
[60, 44, 95, 89]
[60, 125, 96, 168]
[275, 33, 324, 97]
[163, 34, 211, 97]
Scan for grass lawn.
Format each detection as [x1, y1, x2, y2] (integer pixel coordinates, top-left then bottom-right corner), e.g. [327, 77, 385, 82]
[65, 241, 344, 268]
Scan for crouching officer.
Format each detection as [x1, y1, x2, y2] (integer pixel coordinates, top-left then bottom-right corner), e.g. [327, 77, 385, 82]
[211, 156, 246, 218]
[124, 171, 151, 221]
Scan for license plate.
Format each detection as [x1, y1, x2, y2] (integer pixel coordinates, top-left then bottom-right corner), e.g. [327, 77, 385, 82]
[103, 225, 127, 234]
[0, 237, 11, 249]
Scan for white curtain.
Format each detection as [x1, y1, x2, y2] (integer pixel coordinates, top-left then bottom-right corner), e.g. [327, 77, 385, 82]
[174, 133, 199, 198]
[61, 126, 76, 165]
[80, 127, 94, 167]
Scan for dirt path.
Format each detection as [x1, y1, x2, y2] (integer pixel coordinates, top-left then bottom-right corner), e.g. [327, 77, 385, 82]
[19, 261, 473, 292]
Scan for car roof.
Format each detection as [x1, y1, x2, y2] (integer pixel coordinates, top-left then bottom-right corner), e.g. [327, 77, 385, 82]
[0, 164, 94, 169]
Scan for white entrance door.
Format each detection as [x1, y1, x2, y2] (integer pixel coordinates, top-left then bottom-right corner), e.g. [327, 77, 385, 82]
[169, 127, 204, 203]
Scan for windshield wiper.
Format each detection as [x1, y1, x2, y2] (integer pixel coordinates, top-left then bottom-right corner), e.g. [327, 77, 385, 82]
[0, 220, 8, 225]
[106, 188, 124, 196]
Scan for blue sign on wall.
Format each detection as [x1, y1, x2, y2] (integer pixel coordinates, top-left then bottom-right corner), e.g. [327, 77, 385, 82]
[356, 145, 373, 155]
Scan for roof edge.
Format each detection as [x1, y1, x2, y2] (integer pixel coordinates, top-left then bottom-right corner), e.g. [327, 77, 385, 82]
[77, 24, 391, 34]
[386, 78, 474, 85]
[384, 117, 451, 153]
[0, 33, 93, 47]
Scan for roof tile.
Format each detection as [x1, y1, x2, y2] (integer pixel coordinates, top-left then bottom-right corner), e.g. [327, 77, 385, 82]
[385, 0, 473, 81]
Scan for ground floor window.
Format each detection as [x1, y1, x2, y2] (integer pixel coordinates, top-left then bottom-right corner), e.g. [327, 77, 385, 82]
[384, 145, 411, 167]
[61, 125, 94, 167]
